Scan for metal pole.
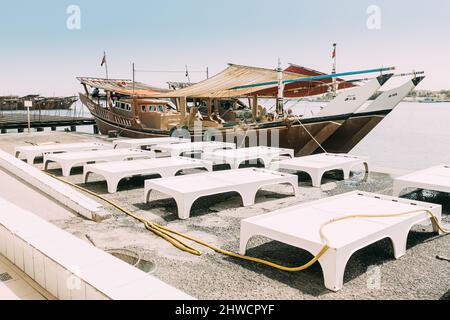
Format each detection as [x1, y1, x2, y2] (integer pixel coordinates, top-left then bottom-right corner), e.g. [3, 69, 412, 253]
[104, 51, 109, 79]
[27, 106, 31, 133]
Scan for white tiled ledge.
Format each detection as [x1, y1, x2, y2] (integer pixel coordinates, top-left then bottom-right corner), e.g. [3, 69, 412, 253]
[0, 198, 193, 300]
[0, 149, 109, 222]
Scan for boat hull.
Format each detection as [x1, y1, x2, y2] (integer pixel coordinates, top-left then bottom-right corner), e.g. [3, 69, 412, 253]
[318, 110, 389, 153]
[81, 93, 347, 156]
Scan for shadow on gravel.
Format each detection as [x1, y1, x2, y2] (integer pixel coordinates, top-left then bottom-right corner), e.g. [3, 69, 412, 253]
[440, 290, 450, 300]
[402, 190, 450, 215]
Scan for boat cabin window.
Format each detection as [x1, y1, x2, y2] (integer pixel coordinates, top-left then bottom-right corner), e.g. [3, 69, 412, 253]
[139, 104, 167, 113]
[114, 101, 131, 111]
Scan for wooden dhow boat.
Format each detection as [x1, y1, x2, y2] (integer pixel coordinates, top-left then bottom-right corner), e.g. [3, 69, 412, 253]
[78, 63, 397, 156]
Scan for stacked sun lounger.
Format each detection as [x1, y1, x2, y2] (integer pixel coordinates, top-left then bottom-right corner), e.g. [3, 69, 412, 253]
[44, 148, 155, 177]
[144, 168, 299, 219]
[273, 153, 369, 187]
[151, 141, 236, 157]
[15, 142, 113, 164]
[393, 165, 450, 197]
[113, 137, 191, 149]
[84, 157, 212, 193]
[202, 146, 294, 169]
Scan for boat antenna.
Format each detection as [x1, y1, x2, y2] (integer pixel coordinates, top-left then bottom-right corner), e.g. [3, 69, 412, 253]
[276, 58, 284, 117]
[331, 43, 337, 97]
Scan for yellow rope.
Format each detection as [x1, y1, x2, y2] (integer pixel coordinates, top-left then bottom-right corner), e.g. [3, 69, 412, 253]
[46, 172, 449, 272]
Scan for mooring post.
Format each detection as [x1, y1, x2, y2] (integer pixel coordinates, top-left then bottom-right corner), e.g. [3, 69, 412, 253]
[18, 128, 24, 133]
[36, 127, 44, 132]
[1, 128, 6, 134]
[70, 125, 76, 132]
[93, 124, 99, 134]
[51, 126, 57, 131]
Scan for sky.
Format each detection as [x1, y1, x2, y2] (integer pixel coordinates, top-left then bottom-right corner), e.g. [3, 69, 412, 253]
[0, 0, 449, 96]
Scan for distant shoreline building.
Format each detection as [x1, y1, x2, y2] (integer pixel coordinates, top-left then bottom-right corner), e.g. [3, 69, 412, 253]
[0, 95, 78, 111]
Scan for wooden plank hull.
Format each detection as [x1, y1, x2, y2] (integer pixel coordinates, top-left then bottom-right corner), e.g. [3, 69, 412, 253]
[81, 94, 346, 156]
[319, 113, 386, 153]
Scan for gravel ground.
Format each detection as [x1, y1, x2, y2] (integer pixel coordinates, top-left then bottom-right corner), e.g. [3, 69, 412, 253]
[1, 131, 449, 300]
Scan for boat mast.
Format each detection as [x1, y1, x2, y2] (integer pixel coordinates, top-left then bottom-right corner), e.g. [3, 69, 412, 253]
[185, 65, 191, 83]
[332, 43, 337, 97]
[132, 62, 135, 97]
[276, 58, 284, 117]
[105, 51, 109, 79]
[101, 51, 109, 79]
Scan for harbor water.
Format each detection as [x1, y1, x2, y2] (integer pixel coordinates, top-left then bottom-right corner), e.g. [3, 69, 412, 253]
[351, 102, 450, 172]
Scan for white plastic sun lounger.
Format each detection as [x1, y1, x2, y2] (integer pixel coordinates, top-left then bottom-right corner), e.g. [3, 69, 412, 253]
[113, 137, 191, 149]
[393, 165, 450, 197]
[15, 142, 112, 164]
[240, 191, 442, 292]
[202, 146, 294, 169]
[144, 168, 299, 219]
[84, 157, 213, 193]
[273, 153, 369, 187]
[44, 149, 155, 177]
[151, 141, 236, 157]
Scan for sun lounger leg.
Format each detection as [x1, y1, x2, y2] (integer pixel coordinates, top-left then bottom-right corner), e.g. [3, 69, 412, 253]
[310, 171, 323, 188]
[390, 228, 410, 259]
[144, 189, 152, 203]
[319, 249, 349, 292]
[176, 197, 193, 220]
[43, 160, 50, 171]
[239, 231, 254, 255]
[83, 171, 91, 184]
[342, 167, 351, 180]
[107, 177, 122, 194]
[61, 163, 72, 177]
[27, 154, 36, 165]
[290, 183, 300, 197]
[430, 211, 443, 235]
[392, 182, 404, 197]
[260, 157, 270, 168]
[240, 190, 256, 207]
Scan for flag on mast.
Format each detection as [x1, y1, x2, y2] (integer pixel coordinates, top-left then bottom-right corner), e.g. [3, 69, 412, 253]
[101, 52, 107, 67]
